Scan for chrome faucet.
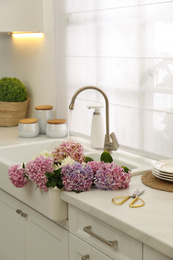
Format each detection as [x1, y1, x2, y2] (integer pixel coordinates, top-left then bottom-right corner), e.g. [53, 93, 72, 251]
[69, 86, 119, 153]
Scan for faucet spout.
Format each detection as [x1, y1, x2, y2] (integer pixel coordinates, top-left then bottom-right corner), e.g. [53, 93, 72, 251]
[69, 86, 119, 152]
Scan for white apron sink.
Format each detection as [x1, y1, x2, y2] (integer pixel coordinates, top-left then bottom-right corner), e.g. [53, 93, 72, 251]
[0, 139, 151, 221]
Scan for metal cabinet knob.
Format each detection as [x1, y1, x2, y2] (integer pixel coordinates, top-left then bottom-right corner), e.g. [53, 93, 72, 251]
[16, 209, 22, 214]
[81, 254, 90, 260]
[21, 212, 28, 218]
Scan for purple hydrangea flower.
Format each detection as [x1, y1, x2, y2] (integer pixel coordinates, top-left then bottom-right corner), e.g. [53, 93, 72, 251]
[61, 162, 93, 192]
[94, 162, 131, 190]
[25, 155, 54, 191]
[8, 164, 28, 188]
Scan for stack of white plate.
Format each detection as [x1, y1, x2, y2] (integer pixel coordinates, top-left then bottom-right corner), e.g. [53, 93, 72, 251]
[152, 159, 173, 182]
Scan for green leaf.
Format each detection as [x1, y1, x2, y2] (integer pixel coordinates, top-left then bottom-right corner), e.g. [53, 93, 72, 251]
[100, 150, 113, 163]
[84, 156, 94, 163]
[46, 181, 52, 188]
[54, 168, 62, 176]
[45, 168, 64, 190]
[57, 181, 64, 190]
[121, 166, 131, 173]
[51, 179, 57, 187]
[45, 172, 53, 178]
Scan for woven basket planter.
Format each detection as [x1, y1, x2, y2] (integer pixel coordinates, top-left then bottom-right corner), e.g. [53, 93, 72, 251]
[0, 98, 30, 126]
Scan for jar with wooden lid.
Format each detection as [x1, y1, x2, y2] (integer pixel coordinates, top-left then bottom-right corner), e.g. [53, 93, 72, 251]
[35, 105, 53, 134]
[46, 119, 67, 138]
[18, 118, 39, 138]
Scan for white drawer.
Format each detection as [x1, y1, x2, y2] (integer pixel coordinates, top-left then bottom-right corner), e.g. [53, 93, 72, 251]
[68, 205, 142, 260]
[69, 233, 112, 260]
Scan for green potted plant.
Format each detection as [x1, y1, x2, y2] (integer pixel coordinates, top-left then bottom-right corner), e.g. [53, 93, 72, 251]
[0, 77, 30, 126]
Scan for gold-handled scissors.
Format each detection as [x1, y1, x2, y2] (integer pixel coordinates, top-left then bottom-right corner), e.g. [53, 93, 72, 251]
[112, 189, 145, 208]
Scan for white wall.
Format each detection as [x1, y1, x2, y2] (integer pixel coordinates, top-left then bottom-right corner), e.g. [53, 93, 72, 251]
[0, 0, 57, 118]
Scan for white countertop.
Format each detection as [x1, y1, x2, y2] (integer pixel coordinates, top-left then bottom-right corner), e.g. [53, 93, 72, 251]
[0, 126, 92, 148]
[0, 127, 173, 258]
[0, 126, 59, 146]
[61, 176, 173, 258]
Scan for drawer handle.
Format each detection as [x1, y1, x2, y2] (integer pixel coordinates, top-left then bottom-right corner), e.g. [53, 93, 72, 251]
[21, 212, 28, 218]
[81, 254, 90, 260]
[83, 225, 118, 248]
[16, 209, 22, 215]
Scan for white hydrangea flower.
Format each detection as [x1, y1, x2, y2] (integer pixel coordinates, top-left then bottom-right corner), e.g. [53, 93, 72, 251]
[61, 156, 75, 166]
[82, 162, 86, 167]
[61, 156, 86, 167]
[32, 150, 53, 160]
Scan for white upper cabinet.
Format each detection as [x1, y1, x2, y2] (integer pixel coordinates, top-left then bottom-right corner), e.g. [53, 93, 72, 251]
[0, 0, 43, 32]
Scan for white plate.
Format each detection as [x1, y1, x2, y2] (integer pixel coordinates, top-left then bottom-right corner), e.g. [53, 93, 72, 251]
[152, 167, 173, 177]
[152, 169, 173, 179]
[153, 159, 173, 173]
[152, 170, 173, 182]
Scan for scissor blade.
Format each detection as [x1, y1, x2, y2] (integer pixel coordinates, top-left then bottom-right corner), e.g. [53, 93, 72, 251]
[136, 189, 145, 197]
[132, 189, 145, 197]
[132, 189, 139, 198]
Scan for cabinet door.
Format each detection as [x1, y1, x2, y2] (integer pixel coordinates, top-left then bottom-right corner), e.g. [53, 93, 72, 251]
[0, 190, 25, 260]
[69, 233, 113, 260]
[0, 189, 68, 260]
[143, 245, 172, 260]
[25, 205, 68, 260]
[0, 0, 43, 32]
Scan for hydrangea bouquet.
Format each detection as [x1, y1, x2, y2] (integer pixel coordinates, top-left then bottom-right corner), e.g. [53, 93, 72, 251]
[8, 140, 131, 192]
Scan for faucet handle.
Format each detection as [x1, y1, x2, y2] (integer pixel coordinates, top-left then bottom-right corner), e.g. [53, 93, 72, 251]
[104, 132, 119, 152]
[110, 132, 119, 151]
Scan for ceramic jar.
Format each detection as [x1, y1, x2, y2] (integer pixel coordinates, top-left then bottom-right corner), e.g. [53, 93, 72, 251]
[35, 105, 53, 134]
[18, 118, 39, 138]
[46, 119, 67, 138]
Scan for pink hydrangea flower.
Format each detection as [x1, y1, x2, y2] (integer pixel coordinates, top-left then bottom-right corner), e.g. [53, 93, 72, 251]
[8, 164, 28, 188]
[94, 162, 131, 190]
[25, 155, 54, 191]
[61, 162, 93, 192]
[52, 140, 85, 164]
[87, 161, 104, 176]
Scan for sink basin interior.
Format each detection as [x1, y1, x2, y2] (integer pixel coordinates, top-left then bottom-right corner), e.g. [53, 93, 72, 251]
[0, 139, 64, 163]
[0, 139, 151, 176]
[0, 139, 90, 164]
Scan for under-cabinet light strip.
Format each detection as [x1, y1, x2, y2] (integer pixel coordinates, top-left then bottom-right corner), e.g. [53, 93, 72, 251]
[11, 33, 44, 38]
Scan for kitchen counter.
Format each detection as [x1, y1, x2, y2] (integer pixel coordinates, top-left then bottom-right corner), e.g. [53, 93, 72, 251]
[0, 126, 92, 148]
[61, 176, 173, 258]
[0, 127, 173, 258]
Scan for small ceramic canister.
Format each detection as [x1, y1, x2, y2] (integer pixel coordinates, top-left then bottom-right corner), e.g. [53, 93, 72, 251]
[35, 105, 53, 134]
[18, 118, 39, 138]
[46, 119, 67, 138]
